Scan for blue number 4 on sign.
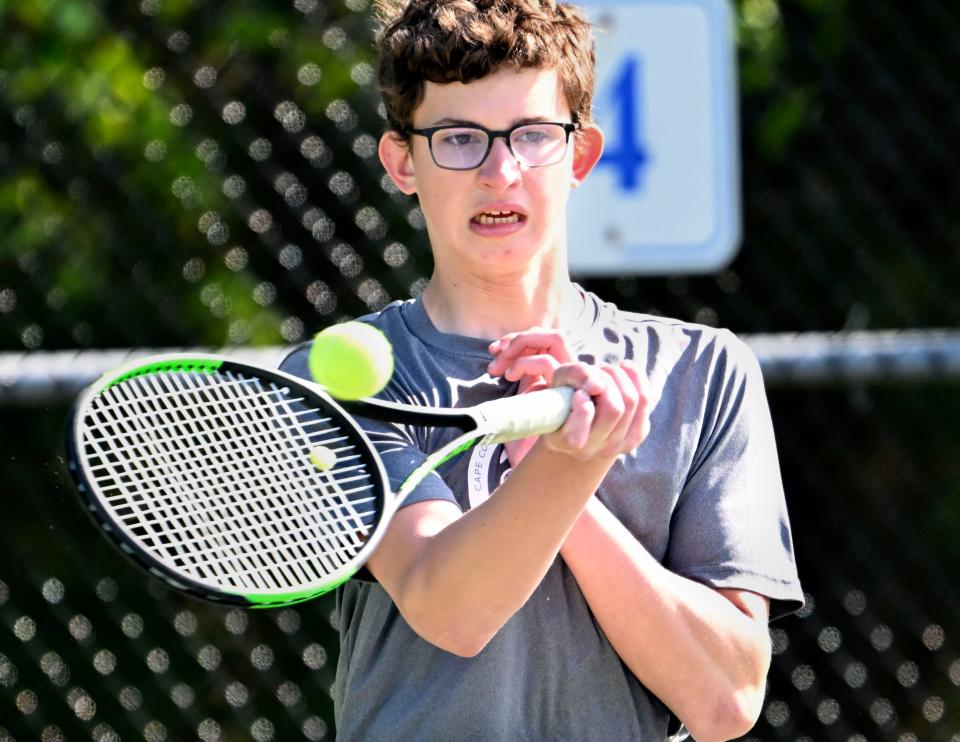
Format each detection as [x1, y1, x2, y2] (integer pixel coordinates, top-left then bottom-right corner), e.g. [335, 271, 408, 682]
[596, 56, 649, 192]
[568, 0, 740, 276]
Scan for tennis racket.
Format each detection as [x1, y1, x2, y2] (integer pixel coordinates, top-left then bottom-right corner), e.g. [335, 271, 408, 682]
[66, 353, 574, 607]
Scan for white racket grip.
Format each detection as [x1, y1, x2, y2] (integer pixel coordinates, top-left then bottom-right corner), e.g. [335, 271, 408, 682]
[477, 387, 575, 443]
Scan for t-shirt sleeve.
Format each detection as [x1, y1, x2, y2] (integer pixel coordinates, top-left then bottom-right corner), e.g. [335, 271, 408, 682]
[665, 331, 804, 619]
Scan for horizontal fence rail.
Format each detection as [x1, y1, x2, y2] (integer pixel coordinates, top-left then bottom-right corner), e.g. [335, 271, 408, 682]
[744, 328, 960, 384]
[2, 329, 959, 405]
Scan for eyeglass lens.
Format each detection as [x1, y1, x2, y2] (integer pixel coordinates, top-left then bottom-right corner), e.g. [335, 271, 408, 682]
[431, 124, 569, 169]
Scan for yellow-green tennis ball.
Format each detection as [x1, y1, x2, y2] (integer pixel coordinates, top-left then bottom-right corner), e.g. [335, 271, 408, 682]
[309, 446, 338, 471]
[308, 322, 394, 400]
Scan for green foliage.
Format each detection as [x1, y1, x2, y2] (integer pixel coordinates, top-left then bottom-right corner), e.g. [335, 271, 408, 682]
[735, 0, 847, 160]
[0, 0, 386, 351]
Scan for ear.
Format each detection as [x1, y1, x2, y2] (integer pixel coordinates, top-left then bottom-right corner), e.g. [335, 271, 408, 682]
[571, 124, 604, 188]
[379, 131, 418, 195]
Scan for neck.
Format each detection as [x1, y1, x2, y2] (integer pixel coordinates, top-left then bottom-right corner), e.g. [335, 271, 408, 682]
[420, 254, 582, 339]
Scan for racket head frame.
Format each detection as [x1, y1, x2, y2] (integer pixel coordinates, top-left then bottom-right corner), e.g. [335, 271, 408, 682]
[65, 353, 393, 608]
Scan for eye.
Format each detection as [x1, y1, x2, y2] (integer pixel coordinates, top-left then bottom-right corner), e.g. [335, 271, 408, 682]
[438, 130, 484, 147]
[517, 129, 548, 144]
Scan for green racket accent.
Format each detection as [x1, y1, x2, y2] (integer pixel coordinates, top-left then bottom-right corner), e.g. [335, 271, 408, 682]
[396, 436, 482, 502]
[241, 569, 358, 608]
[436, 438, 482, 468]
[102, 358, 224, 391]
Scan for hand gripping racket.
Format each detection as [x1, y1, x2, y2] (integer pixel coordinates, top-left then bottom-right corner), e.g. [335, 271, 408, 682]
[66, 354, 573, 607]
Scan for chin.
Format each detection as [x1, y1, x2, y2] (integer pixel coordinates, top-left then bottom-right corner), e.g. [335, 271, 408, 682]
[471, 238, 553, 270]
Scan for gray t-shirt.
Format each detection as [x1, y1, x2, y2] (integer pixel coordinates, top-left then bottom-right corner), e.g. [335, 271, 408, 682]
[281, 288, 803, 741]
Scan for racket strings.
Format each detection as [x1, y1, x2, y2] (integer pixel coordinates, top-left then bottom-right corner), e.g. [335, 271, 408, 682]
[90, 372, 283, 587]
[136, 370, 296, 585]
[146, 371, 337, 589]
[81, 370, 381, 592]
[192, 370, 379, 574]
[87, 377, 204, 570]
[201, 372, 374, 581]
[207, 372, 380, 576]
[102, 371, 374, 587]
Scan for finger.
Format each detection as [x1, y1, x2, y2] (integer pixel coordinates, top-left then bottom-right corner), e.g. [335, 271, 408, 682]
[517, 374, 549, 394]
[555, 388, 595, 450]
[487, 331, 527, 355]
[551, 362, 607, 397]
[616, 362, 652, 451]
[503, 354, 560, 383]
[500, 328, 571, 360]
[488, 344, 539, 377]
[619, 361, 648, 417]
[600, 363, 639, 446]
[488, 330, 532, 359]
[586, 364, 626, 444]
[489, 328, 572, 367]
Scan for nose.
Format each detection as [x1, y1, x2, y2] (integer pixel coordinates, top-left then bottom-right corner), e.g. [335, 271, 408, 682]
[477, 136, 522, 191]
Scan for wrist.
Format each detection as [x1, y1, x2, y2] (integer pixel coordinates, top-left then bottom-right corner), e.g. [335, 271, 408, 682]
[560, 496, 611, 557]
[513, 441, 613, 507]
[531, 437, 619, 475]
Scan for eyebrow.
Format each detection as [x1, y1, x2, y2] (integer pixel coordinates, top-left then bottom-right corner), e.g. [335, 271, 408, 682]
[425, 116, 553, 129]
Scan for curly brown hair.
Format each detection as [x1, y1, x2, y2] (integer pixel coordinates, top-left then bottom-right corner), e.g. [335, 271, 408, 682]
[374, 0, 596, 136]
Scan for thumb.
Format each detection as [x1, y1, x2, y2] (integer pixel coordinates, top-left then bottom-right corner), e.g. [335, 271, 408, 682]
[518, 374, 549, 395]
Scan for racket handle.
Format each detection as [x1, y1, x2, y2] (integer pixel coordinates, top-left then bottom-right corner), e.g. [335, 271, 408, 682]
[478, 387, 575, 443]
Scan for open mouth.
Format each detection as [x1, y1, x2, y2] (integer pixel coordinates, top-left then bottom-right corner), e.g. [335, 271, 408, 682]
[471, 209, 525, 226]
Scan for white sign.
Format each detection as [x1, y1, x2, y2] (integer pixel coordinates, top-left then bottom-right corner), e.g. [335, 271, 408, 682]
[568, 0, 740, 275]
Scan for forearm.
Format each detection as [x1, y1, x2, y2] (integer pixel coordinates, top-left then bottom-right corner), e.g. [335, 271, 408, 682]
[560, 498, 771, 742]
[378, 442, 614, 656]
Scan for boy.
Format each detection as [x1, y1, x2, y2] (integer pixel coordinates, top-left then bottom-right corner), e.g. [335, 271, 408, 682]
[282, 0, 803, 738]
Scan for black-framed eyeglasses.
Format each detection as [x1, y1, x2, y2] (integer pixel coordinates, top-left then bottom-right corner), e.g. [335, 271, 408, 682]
[408, 121, 578, 171]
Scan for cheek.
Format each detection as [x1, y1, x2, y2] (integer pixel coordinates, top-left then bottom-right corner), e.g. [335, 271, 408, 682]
[538, 177, 572, 220]
[419, 186, 470, 241]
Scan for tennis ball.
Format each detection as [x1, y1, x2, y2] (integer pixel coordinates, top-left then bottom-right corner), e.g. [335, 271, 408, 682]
[309, 446, 338, 471]
[308, 321, 394, 400]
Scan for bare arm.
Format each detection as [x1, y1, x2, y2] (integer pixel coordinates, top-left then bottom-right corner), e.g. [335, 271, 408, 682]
[489, 328, 774, 740]
[561, 497, 771, 742]
[365, 361, 652, 657]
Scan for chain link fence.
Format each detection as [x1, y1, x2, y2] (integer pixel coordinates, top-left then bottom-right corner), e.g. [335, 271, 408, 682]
[1, 0, 960, 739]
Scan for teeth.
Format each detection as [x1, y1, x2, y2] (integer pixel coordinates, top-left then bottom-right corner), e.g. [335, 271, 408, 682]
[476, 212, 520, 225]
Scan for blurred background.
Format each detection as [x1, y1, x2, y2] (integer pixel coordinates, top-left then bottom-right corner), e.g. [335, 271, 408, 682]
[2, 0, 960, 740]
